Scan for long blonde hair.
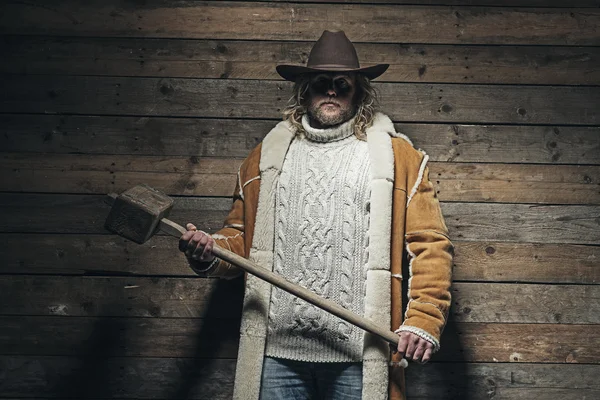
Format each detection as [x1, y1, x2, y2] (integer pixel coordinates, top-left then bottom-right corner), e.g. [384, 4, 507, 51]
[282, 72, 380, 140]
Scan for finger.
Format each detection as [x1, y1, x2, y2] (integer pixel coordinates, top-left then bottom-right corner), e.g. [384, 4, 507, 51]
[196, 235, 211, 260]
[421, 347, 433, 364]
[179, 231, 196, 252]
[179, 229, 194, 242]
[185, 234, 202, 258]
[405, 335, 419, 359]
[179, 224, 200, 245]
[396, 333, 409, 356]
[201, 237, 215, 260]
[190, 233, 212, 260]
[412, 341, 428, 362]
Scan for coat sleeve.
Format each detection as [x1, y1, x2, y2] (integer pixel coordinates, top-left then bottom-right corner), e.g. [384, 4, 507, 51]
[396, 153, 454, 353]
[188, 167, 246, 280]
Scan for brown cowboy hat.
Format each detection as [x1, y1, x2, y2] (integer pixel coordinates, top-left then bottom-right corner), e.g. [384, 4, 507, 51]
[276, 30, 389, 82]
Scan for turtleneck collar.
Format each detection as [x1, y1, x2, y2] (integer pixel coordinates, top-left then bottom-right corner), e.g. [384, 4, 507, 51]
[301, 113, 356, 143]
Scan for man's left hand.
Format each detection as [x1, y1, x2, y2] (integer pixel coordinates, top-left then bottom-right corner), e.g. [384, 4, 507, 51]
[394, 331, 433, 364]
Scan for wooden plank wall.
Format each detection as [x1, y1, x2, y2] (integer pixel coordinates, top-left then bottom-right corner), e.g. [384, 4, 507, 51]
[0, 1, 599, 399]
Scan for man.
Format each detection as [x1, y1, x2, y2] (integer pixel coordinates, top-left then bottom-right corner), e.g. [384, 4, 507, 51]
[179, 30, 453, 400]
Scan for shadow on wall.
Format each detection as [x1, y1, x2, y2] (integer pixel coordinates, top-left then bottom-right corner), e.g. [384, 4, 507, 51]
[171, 277, 243, 399]
[404, 316, 468, 399]
[50, 277, 243, 399]
[53, 303, 132, 398]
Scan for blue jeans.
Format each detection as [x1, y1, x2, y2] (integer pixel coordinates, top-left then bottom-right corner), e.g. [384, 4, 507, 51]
[259, 356, 362, 400]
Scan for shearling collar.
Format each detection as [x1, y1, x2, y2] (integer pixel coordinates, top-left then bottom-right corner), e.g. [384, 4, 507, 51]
[260, 112, 405, 173]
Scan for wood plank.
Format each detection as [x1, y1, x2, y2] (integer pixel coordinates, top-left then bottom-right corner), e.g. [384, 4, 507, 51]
[449, 283, 600, 324]
[3, 153, 599, 204]
[2, 317, 599, 363]
[0, 356, 236, 400]
[404, 362, 600, 400]
[0, 316, 240, 359]
[2, 76, 599, 125]
[3, 36, 599, 85]
[0, 193, 232, 234]
[0, 276, 597, 324]
[452, 241, 599, 284]
[2, 357, 598, 400]
[2, 114, 598, 164]
[0, 114, 269, 158]
[2, 234, 598, 284]
[0, 193, 598, 244]
[433, 162, 600, 204]
[0, 153, 241, 198]
[1, 2, 598, 45]
[399, 123, 600, 165]
[442, 202, 600, 245]
[0, 276, 243, 319]
[435, 322, 600, 364]
[269, 0, 600, 5]
[0, 234, 202, 277]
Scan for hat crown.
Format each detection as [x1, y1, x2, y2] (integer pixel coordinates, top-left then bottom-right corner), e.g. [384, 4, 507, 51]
[275, 30, 389, 81]
[306, 30, 360, 69]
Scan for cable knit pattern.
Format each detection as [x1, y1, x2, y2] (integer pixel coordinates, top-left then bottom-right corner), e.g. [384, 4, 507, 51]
[265, 115, 371, 362]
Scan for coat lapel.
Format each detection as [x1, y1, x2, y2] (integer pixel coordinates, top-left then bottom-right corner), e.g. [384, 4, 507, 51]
[233, 120, 295, 400]
[233, 113, 398, 400]
[362, 112, 397, 399]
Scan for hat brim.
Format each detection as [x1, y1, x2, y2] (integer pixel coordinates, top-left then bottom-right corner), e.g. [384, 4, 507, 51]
[276, 63, 389, 82]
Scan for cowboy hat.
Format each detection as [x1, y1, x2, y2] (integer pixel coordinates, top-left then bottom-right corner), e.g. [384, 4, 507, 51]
[276, 30, 389, 82]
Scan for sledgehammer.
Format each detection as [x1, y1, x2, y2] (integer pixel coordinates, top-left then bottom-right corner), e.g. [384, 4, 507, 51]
[104, 184, 405, 353]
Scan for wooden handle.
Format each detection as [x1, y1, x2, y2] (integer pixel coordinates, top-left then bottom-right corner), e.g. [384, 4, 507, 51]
[159, 218, 187, 237]
[161, 217, 400, 347]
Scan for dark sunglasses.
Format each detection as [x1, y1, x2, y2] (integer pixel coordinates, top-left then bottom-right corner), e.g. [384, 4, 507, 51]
[309, 75, 353, 97]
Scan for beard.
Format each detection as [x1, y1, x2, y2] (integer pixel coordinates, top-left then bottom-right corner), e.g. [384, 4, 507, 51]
[307, 99, 357, 127]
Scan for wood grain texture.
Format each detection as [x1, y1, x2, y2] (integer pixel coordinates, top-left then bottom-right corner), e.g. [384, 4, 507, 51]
[0, 276, 597, 324]
[403, 362, 600, 400]
[2, 356, 598, 399]
[0, 193, 231, 234]
[2, 114, 598, 164]
[3, 36, 599, 85]
[0, 1, 598, 399]
[435, 322, 600, 364]
[0, 234, 203, 277]
[442, 202, 600, 245]
[432, 162, 600, 204]
[1, 2, 598, 45]
[1, 317, 599, 363]
[0, 356, 236, 400]
[452, 241, 599, 284]
[3, 153, 598, 204]
[0, 316, 241, 359]
[1, 235, 598, 284]
[398, 123, 600, 165]
[450, 283, 600, 324]
[0, 193, 598, 244]
[248, 0, 600, 6]
[0, 276, 243, 319]
[2, 76, 599, 124]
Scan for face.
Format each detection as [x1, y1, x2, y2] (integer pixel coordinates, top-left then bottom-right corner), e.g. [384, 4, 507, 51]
[306, 72, 358, 128]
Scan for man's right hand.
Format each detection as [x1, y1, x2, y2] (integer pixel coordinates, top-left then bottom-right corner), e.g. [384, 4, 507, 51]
[178, 223, 216, 263]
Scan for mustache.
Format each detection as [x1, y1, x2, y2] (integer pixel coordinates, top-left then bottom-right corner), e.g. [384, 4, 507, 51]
[318, 100, 341, 106]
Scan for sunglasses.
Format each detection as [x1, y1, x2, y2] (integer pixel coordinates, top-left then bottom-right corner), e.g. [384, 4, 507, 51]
[309, 75, 354, 97]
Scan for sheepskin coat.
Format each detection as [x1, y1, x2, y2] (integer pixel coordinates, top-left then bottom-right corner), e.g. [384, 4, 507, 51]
[194, 112, 453, 400]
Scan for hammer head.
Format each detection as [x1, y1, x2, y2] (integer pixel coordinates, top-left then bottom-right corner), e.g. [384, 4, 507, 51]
[104, 184, 174, 244]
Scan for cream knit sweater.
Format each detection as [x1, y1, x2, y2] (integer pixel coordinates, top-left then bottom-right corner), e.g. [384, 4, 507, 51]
[265, 114, 372, 362]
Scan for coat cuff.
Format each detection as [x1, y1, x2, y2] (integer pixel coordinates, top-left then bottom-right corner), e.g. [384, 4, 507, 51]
[395, 325, 440, 353]
[189, 256, 220, 275]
